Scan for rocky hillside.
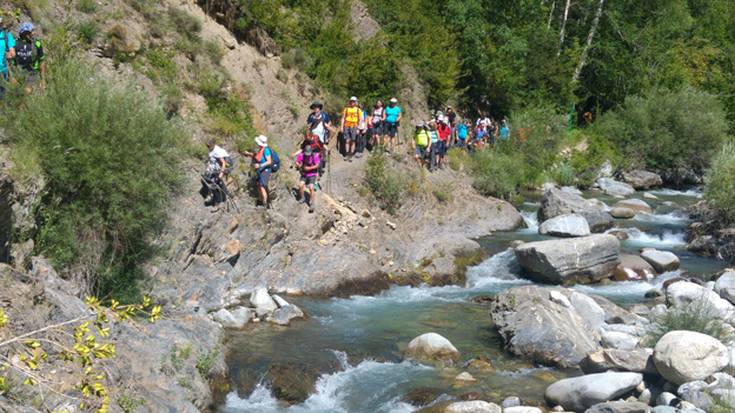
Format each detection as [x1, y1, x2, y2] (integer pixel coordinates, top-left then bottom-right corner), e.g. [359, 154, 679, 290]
[0, 0, 522, 411]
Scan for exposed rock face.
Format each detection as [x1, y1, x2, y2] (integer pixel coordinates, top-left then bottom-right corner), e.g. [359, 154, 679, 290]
[614, 254, 656, 281]
[405, 332, 460, 364]
[539, 213, 591, 238]
[641, 249, 680, 273]
[653, 331, 729, 385]
[581, 211, 615, 233]
[514, 235, 620, 284]
[613, 199, 653, 215]
[490, 286, 603, 367]
[539, 187, 605, 222]
[545, 372, 643, 412]
[597, 178, 636, 198]
[622, 170, 663, 190]
[665, 281, 735, 320]
[581, 348, 657, 374]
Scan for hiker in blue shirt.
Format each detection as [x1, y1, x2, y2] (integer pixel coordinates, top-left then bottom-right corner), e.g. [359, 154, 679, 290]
[0, 17, 17, 97]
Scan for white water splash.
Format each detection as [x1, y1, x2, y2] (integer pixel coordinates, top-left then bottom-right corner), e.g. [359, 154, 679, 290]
[573, 270, 684, 302]
[649, 188, 703, 198]
[633, 211, 689, 225]
[223, 356, 433, 413]
[519, 211, 539, 233]
[466, 249, 527, 289]
[611, 227, 686, 247]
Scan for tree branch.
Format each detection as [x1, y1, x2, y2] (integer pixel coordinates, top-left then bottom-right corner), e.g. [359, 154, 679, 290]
[573, 0, 606, 83]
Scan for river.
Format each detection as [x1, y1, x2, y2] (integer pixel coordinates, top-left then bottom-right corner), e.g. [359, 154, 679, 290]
[219, 188, 725, 413]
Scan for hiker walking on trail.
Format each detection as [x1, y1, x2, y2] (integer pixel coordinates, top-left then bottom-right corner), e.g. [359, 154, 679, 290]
[499, 117, 510, 141]
[15, 22, 44, 91]
[242, 135, 273, 209]
[384, 97, 402, 152]
[295, 144, 320, 213]
[0, 17, 16, 97]
[340, 96, 363, 162]
[456, 120, 469, 149]
[427, 121, 440, 171]
[368, 99, 386, 149]
[308, 101, 332, 145]
[200, 140, 233, 206]
[356, 103, 368, 158]
[413, 122, 431, 169]
[436, 116, 451, 169]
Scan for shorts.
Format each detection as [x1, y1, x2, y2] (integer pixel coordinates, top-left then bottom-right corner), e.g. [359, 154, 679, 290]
[300, 175, 317, 185]
[21, 70, 40, 85]
[371, 122, 383, 136]
[414, 145, 427, 158]
[385, 122, 398, 138]
[343, 127, 359, 141]
[436, 140, 447, 155]
[257, 168, 271, 188]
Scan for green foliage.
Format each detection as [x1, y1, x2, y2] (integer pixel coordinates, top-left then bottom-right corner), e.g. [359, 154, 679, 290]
[76, 0, 96, 13]
[76, 20, 98, 45]
[432, 182, 454, 204]
[570, 133, 620, 187]
[195, 349, 218, 377]
[644, 298, 733, 346]
[446, 147, 469, 172]
[705, 141, 735, 224]
[469, 150, 526, 200]
[365, 151, 410, 214]
[593, 87, 728, 181]
[117, 393, 144, 413]
[168, 7, 202, 38]
[548, 162, 576, 187]
[2, 58, 182, 300]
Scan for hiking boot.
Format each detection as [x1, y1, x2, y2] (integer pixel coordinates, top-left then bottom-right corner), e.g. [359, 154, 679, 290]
[355, 152, 363, 159]
[308, 206, 314, 213]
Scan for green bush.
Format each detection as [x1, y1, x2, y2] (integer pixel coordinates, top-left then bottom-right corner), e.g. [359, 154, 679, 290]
[432, 182, 454, 204]
[705, 141, 735, 224]
[168, 7, 202, 38]
[77, 21, 98, 45]
[4, 58, 183, 301]
[547, 162, 576, 186]
[470, 150, 526, 200]
[365, 151, 410, 214]
[594, 87, 728, 181]
[76, 0, 97, 13]
[570, 133, 620, 187]
[644, 299, 733, 346]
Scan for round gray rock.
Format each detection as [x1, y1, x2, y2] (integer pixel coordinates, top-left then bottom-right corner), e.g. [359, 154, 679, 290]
[715, 270, 735, 305]
[545, 372, 643, 412]
[406, 332, 460, 363]
[613, 199, 653, 214]
[653, 331, 729, 385]
[610, 207, 636, 219]
[641, 249, 680, 273]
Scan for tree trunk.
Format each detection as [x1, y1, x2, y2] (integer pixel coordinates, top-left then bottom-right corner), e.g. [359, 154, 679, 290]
[557, 0, 571, 55]
[573, 0, 606, 83]
[547, 0, 557, 30]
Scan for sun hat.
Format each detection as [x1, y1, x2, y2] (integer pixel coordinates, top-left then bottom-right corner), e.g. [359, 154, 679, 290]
[349, 96, 358, 102]
[255, 135, 268, 147]
[19, 22, 34, 35]
[390, 97, 398, 103]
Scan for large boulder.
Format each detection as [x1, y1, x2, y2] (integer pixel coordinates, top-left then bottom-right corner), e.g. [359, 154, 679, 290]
[570, 292, 606, 332]
[211, 307, 253, 329]
[622, 170, 663, 190]
[597, 178, 636, 198]
[715, 270, 735, 305]
[539, 214, 591, 238]
[580, 211, 615, 233]
[445, 400, 502, 413]
[610, 207, 636, 219]
[490, 286, 602, 367]
[601, 331, 639, 351]
[545, 372, 643, 412]
[405, 333, 460, 364]
[539, 187, 605, 222]
[665, 281, 735, 320]
[653, 331, 729, 385]
[640, 249, 680, 273]
[267, 304, 305, 326]
[514, 235, 620, 284]
[613, 254, 656, 281]
[585, 401, 652, 413]
[581, 348, 657, 374]
[250, 287, 278, 317]
[613, 199, 653, 215]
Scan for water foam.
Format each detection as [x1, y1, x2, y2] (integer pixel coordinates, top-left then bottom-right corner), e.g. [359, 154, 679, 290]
[649, 188, 703, 198]
[466, 249, 528, 290]
[519, 211, 539, 233]
[613, 227, 686, 247]
[633, 211, 689, 225]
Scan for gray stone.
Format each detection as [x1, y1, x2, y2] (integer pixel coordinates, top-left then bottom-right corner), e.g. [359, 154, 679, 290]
[405, 332, 460, 364]
[610, 207, 636, 219]
[643, 192, 659, 200]
[490, 286, 602, 367]
[502, 396, 522, 408]
[639, 389, 652, 404]
[539, 214, 592, 238]
[653, 331, 729, 385]
[271, 294, 290, 308]
[581, 348, 657, 375]
[580, 211, 615, 233]
[676, 401, 705, 413]
[651, 407, 678, 413]
[545, 372, 644, 412]
[622, 170, 663, 190]
[585, 401, 651, 413]
[715, 270, 735, 305]
[656, 392, 677, 407]
[267, 304, 304, 326]
[515, 235, 620, 285]
[444, 400, 501, 413]
[550, 290, 573, 308]
[211, 307, 253, 329]
[614, 199, 653, 215]
[598, 178, 636, 198]
[504, 407, 543, 413]
[601, 331, 639, 351]
[676, 381, 712, 410]
[614, 254, 657, 281]
[539, 187, 605, 222]
[571, 292, 606, 332]
[641, 250, 680, 273]
[250, 287, 278, 316]
[665, 281, 735, 320]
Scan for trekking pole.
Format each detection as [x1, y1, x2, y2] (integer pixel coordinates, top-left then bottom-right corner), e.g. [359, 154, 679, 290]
[327, 148, 332, 193]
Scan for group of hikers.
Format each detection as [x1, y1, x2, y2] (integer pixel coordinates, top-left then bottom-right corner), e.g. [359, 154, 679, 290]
[0, 19, 47, 96]
[200, 95, 511, 213]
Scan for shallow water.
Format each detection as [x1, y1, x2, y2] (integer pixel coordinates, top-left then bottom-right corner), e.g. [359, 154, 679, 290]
[220, 187, 725, 413]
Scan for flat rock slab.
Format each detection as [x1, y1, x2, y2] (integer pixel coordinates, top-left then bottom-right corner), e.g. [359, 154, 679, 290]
[597, 178, 636, 198]
[545, 372, 643, 412]
[515, 234, 620, 284]
[622, 170, 663, 190]
[613, 199, 653, 214]
[640, 249, 680, 273]
[539, 213, 591, 238]
[581, 348, 657, 375]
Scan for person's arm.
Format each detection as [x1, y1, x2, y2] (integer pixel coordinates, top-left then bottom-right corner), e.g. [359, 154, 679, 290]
[397, 110, 402, 123]
[304, 156, 319, 173]
[339, 109, 345, 132]
[218, 158, 226, 178]
[261, 154, 272, 170]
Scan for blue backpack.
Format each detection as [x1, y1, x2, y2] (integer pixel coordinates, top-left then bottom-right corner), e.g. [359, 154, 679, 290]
[270, 148, 281, 173]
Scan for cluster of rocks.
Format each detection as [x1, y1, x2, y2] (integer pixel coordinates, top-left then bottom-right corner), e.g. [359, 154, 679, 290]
[488, 282, 735, 413]
[597, 170, 663, 198]
[211, 287, 305, 328]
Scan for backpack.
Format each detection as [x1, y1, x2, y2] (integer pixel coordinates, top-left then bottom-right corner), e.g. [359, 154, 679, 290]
[270, 148, 281, 173]
[15, 38, 41, 70]
[416, 130, 429, 147]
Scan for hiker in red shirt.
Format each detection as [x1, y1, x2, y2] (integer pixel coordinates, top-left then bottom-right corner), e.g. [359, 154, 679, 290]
[436, 116, 451, 170]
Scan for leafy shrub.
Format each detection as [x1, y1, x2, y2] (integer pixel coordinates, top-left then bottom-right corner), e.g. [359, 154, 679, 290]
[570, 133, 620, 187]
[432, 182, 454, 204]
[594, 87, 727, 181]
[76, 0, 97, 13]
[704, 141, 735, 225]
[470, 150, 526, 200]
[168, 7, 202, 38]
[4, 58, 183, 301]
[643, 298, 733, 346]
[365, 151, 410, 214]
[76, 21, 98, 45]
[447, 147, 469, 172]
[548, 162, 576, 186]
